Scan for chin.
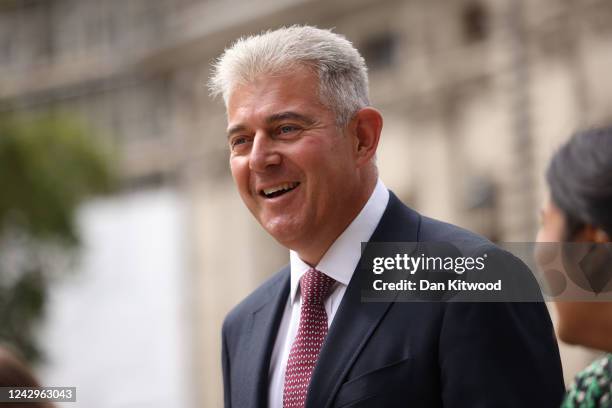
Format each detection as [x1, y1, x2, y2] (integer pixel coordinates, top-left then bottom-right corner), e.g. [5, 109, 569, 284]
[262, 218, 304, 247]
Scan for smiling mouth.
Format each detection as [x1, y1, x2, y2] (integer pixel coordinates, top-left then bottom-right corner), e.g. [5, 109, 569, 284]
[260, 182, 300, 199]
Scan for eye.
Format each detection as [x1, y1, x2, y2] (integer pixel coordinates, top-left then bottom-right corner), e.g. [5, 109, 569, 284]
[278, 124, 299, 135]
[230, 136, 250, 151]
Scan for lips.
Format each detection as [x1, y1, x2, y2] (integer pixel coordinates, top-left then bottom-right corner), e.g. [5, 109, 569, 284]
[260, 182, 300, 198]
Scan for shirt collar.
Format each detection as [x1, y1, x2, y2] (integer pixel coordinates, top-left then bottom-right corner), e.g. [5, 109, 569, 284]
[289, 179, 390, 303]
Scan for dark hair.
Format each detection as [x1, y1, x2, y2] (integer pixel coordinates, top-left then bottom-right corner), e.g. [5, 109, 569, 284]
[546, 127, 612, 240]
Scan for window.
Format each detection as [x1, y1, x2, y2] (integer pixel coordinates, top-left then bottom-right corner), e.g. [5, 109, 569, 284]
[360, 33, 398, 70]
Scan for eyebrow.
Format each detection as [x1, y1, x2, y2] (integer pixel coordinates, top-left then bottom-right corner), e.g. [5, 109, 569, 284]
[226, 124, 249, 139]
[266, 111, 315, 126]
[226, 111, 315, 139]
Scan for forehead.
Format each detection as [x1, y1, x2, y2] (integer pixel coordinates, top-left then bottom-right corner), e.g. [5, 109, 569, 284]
[226, 67, 328, 125]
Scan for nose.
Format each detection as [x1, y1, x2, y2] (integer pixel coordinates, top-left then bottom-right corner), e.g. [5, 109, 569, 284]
[249, 132, 281, 172]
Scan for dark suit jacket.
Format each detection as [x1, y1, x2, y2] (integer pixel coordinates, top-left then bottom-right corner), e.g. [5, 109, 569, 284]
[221, 192, 565, 407]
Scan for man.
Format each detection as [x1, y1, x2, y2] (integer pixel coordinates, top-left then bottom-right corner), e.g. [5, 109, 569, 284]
[209, 26, 564, 408]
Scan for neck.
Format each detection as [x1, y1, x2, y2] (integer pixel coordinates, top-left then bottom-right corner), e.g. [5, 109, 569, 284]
[295, 174, 378, 266]
[557, 302, 612, 353]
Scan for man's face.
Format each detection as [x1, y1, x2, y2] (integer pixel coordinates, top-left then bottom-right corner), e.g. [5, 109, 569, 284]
[226, 67, 361, 255]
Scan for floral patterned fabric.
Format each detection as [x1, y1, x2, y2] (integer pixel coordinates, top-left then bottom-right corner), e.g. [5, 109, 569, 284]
[563, 354, 612, 408]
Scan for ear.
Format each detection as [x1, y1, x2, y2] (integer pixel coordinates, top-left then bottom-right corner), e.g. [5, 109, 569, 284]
[350, 107, 383, 167]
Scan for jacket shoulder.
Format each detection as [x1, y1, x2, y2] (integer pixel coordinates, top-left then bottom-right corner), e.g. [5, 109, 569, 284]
[382, 192, 494, 253]
[418, 214, 495, 253]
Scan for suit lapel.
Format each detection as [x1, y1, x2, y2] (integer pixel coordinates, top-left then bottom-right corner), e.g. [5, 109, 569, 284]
[305, 192, 420, 408]
[240, 267, 290, 408]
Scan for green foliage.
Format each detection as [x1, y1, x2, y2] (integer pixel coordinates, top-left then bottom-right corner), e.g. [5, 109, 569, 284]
[0, 112, 117, 362]
[0, 112, 116, 243]
[0, 266, 46, 361]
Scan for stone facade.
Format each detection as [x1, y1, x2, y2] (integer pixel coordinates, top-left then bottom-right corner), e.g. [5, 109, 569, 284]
[2, 0, 612, 405]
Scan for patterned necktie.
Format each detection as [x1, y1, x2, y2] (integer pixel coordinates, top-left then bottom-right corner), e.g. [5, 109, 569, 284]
[283, 268, 336, 408]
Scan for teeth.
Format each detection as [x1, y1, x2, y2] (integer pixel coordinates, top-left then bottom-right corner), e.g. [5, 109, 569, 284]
[263, 182, 298, 196]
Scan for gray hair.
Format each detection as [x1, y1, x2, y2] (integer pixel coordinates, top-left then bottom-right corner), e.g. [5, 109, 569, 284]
[208, 25, 370, 126]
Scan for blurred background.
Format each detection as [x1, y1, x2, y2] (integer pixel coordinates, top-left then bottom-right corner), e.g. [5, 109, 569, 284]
[1, 0, 611, 406]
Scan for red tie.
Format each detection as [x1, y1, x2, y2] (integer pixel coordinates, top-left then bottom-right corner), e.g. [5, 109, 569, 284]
[283, 268, 336, 408]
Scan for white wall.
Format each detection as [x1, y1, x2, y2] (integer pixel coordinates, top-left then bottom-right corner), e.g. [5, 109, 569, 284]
[39, 189, 195, 408]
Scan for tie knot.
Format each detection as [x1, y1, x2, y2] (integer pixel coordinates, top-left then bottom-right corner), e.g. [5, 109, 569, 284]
[300, 268, 336, 305]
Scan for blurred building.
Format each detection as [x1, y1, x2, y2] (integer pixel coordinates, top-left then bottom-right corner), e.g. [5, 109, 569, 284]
[2, 0, 612, 406]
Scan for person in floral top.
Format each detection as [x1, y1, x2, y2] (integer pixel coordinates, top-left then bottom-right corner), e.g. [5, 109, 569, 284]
[537, 128, 612, 408]
[563, 355, 612, 407]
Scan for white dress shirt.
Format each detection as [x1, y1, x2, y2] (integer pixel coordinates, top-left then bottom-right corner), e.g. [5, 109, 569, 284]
[267, 179, 389, 408]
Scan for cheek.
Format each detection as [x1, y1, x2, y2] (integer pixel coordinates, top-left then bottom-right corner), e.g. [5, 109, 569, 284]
[536, 226, 551, 242]
[536, 216, 565, 243]
[545, 223, 565, 242]
[230, 159, 250, 192]
[288, 136, 354, 190]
